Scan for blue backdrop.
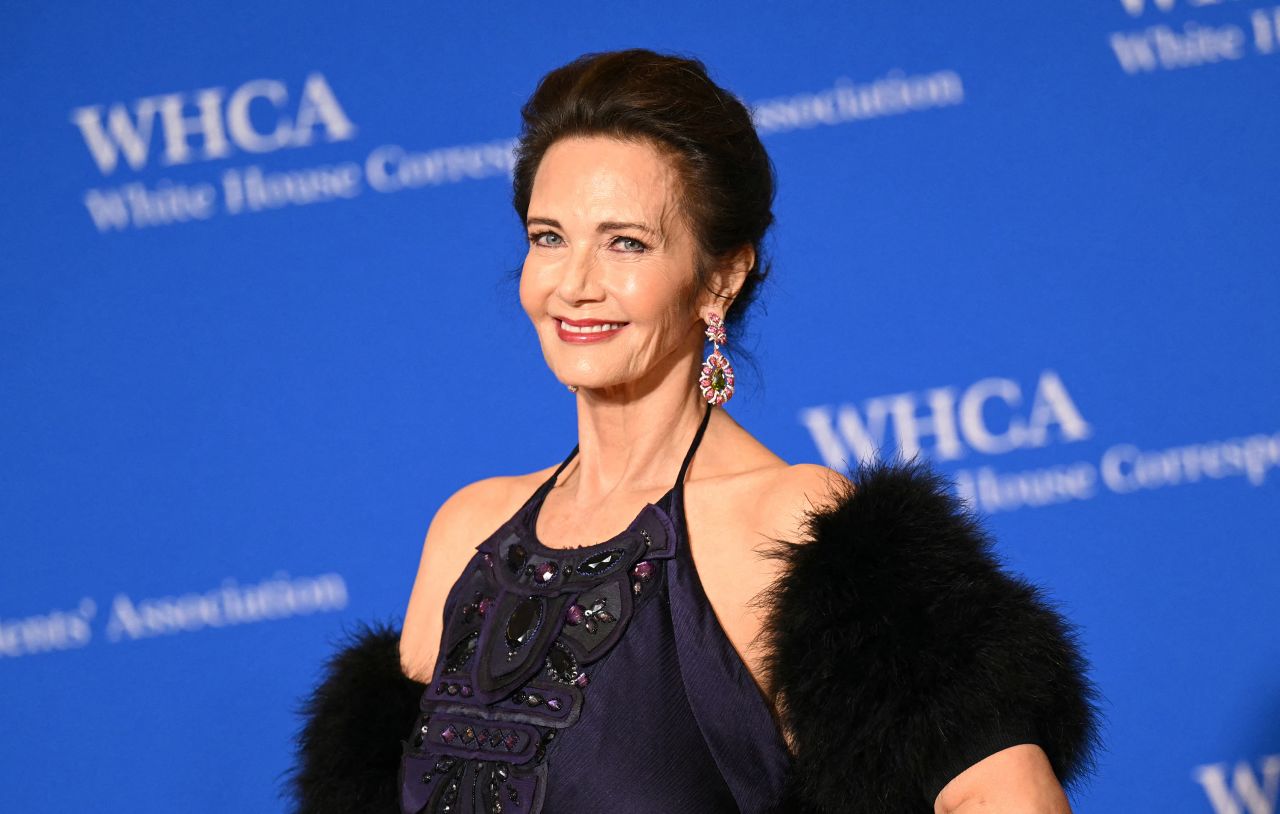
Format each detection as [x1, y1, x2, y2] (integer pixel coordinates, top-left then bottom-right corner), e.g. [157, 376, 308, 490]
[3, 1, 1278, 811]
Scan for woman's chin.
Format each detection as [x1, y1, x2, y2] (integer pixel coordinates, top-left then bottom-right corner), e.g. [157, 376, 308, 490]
[558, 377, 632, 396]
[553, 364, 624, 391]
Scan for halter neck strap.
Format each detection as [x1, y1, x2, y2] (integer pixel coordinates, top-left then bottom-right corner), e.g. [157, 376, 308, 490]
[545, 438, 578, 489]
[674, 401, 713, 490]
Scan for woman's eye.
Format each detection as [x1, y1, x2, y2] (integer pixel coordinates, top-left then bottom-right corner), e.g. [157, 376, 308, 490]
[613, 236, 647, 252]
[529, 231, 562, 247]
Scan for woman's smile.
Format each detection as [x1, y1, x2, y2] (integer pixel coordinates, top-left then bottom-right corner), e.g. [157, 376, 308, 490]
[555, 317, 629, 343]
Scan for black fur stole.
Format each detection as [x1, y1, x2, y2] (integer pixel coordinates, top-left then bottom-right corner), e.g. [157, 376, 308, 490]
[758, 456, 1102, 812]
[284, 457, 1102, 813]
[285, 620, 424, 814]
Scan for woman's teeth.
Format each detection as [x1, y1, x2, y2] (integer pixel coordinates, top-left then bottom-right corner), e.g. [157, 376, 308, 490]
[560, 322, 624, 333]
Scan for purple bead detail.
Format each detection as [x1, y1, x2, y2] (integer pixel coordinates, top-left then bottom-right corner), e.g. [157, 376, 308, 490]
[477, 596, 493, 617]
[573, 672, 589, 688]
[631, 559, 655, 581]
[460, 685, 473, 697]
[565, 603, 585, 625]
[503, 733, 519, 751]
[440, 724, 458, 744]
[546, 697, 562, 711]
[534, 561, 558, 583]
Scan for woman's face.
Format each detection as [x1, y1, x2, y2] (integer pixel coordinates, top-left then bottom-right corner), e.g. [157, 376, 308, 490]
[520, 135, 705, 393]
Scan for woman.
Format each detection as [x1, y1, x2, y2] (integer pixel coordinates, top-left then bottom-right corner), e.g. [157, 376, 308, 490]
[289, 49, 1101, 813]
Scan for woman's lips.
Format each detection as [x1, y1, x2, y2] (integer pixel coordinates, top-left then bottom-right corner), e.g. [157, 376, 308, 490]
[555, 318, 627, 343]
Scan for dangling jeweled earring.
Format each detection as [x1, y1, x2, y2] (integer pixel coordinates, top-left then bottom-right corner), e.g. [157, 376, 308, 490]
[567, 384, 579, 393]
[698, 312, 735, 405]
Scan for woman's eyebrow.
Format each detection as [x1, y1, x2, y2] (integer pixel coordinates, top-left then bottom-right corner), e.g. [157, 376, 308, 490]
[596, 220, 658, 237]
[526, 216, 658, 238]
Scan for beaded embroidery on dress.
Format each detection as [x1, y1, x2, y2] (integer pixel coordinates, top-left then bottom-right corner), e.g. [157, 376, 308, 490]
[398, 403, 792, 814]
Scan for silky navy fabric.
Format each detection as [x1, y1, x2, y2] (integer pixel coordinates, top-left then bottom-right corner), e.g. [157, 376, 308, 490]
[426, 404, 793, 813]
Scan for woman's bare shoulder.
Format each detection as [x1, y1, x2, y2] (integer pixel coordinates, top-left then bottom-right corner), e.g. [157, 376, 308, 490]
[771, 462, 852, 505]
[751, 462, 852, 542]
[429, 466, 555, 534]
[707, 413, 851, 541]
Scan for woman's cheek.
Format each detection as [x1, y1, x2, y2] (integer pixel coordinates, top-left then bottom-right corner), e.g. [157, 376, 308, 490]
[612, 268, 651, 310]
[518, 265, 549, 320]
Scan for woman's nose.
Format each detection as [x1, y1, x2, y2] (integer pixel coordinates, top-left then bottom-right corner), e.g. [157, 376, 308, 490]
[556, 247, 604, 303]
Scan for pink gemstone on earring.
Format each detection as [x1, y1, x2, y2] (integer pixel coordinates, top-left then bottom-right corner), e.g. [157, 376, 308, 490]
[704, 312, 727, 345]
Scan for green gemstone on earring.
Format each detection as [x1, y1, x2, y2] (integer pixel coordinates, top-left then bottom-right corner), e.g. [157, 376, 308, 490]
[712, 369, 726, 391]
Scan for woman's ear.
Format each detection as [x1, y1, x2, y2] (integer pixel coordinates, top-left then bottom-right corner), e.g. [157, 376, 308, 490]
[698, 244, 755, 321]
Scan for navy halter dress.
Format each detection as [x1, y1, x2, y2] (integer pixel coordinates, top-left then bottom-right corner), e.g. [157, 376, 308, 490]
[399, 402, 793, 813]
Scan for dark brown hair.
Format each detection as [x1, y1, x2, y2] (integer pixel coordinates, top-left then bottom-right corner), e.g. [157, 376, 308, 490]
[511, 48, 776, 342]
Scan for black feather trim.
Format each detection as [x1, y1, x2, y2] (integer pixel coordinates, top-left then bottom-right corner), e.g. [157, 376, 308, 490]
[758, 456, 1103, 813]
[283, 620, 425, 814]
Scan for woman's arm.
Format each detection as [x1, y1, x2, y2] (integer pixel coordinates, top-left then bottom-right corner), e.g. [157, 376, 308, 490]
[935, 744, 1073, 813]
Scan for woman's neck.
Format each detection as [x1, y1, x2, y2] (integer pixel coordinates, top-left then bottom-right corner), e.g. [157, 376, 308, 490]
[565, 350, 711, 502]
